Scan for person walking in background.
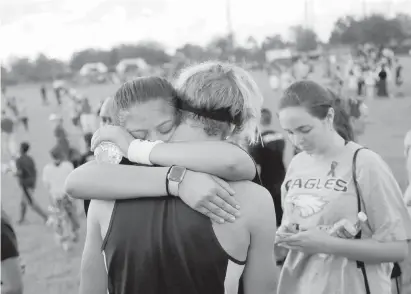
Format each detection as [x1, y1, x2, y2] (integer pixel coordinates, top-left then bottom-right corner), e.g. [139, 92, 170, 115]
[249, 108, 286, 227]
[6, 96, 19, 119]
[15, 142, 49, 224]
[43, 147, 79, 251]
[17, 97, 29, 132]
[395, 59, 403, 97]
[40, 85, 48, 105]
[49, 114, 71, 160]
[377, 64, 389, 97]
[79, 97, 98, 150]
[52, 80, 63, 105]
[1, 211, 24, 294]
[1, 110, 17, 159]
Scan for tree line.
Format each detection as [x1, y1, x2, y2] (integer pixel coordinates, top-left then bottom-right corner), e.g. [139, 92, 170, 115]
[2, 13, 411, 85]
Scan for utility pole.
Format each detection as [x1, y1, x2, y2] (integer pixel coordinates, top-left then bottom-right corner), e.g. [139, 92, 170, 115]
[304, 0, 309, 29]
[226, 0, 235, 59]
[362, 0, 367, 19]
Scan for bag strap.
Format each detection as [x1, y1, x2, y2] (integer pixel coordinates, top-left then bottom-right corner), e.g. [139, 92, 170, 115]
[352, 147, 371, 294]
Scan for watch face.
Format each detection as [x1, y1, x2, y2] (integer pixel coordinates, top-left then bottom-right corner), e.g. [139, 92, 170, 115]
[169, 166, 186, 182]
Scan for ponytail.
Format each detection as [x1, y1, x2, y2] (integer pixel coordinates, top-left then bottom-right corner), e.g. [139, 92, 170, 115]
[332, 97, 355, 142]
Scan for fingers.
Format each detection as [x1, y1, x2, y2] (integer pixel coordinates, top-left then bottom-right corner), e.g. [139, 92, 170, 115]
[336, 228, 354, 239]
[213, 184, 240, 209]
[203, 201, 236, 223]
[275, 232, 294, 244]
[211, 176, 235, 196]
[330, 219, 358, 238]
[198, 207, 225, 224]
[284, 223, 300, 234]
[211, 194, 240, 218]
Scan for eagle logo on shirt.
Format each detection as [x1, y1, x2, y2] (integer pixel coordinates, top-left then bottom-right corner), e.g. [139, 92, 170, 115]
[286, 194, 329, 218]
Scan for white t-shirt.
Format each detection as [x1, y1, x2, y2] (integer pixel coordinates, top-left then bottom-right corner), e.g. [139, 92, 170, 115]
[269, 75, 280, 90]
[43, 161, 74, 200]
[278, 142, 411, 294]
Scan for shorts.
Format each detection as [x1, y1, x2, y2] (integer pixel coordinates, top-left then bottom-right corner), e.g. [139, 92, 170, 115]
[20, 183, 35, 205]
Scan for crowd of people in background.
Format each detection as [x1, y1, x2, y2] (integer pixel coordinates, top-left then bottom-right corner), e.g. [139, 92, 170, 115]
[1, 82, 109, 255]
[1, 52, 411, 293]
[266, 45, 405, 103]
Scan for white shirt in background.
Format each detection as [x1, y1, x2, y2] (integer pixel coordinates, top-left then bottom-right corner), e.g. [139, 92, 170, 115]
[365, 72, 375, 86]
[280, 72, 293, 90]
[43, 161, 74, 201]
[269, 75, 280, 90]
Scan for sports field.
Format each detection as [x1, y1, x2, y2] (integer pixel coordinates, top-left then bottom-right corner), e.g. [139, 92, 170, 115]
[1, 57, 411, 293]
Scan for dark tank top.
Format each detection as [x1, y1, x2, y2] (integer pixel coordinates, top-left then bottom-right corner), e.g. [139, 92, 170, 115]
[102, 155, 260, 294]
[102, 197, 245, 294]
[101, 158, 253, 294]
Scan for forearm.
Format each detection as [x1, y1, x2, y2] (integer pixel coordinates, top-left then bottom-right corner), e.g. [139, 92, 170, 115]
[149, 141, 255, 181]
[326, 238, 408, 263]
[79, 259, 107, 294]
[65, 162, 169, 200]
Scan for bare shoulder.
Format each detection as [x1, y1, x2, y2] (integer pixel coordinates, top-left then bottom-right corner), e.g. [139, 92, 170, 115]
[230, 181, 272, 204]
[229, 181, 276, 226]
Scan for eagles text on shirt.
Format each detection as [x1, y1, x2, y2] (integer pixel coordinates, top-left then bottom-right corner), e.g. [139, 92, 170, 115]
[284, 177, 348, 193]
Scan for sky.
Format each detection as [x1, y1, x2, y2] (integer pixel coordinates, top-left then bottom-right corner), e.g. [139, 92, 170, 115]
[0, 0, 410, 61]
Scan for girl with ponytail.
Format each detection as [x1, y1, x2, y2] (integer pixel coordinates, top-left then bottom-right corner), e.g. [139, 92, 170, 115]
[275, 80, 411, 294]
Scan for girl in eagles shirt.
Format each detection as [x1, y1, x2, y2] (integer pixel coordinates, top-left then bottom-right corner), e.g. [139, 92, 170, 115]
[275, 80, 411, 294]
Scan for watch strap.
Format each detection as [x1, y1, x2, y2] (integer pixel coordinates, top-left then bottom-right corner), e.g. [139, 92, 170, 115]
[165, 166, 174, 196]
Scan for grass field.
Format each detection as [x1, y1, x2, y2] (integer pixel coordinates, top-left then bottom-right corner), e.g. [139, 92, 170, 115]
[1, 57, 411, 293]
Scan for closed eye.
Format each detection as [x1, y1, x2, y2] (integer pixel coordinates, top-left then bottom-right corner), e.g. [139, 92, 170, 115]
[157, 121, 174, 134]
[284, 126, 312, 134]
[298, 127, 312, 134]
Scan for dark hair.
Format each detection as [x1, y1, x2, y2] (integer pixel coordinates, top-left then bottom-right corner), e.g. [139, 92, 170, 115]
[84, 133, 93, 150]
[279, 80, 354, 141]
[50, 146, 63, 160]
[112, 77, 179, 125]
[260, 108, 272, 125]
[20, 142, 30, 154]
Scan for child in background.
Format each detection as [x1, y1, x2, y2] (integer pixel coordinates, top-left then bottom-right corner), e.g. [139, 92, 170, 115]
[43, 147, 79, 251]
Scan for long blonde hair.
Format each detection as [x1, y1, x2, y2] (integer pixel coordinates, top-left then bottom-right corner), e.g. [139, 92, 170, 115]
[174, 61, 263, 144]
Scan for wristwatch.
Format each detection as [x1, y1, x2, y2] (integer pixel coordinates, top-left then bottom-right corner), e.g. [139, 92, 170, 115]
[167, 166, 187, 197]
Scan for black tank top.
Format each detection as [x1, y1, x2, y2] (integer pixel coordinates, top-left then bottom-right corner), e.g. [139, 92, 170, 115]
[102, 197, 246, 294]
[102, 155, 260, 294]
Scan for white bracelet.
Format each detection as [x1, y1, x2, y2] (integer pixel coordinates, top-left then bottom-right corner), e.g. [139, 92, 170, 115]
[127, 139, 163, 165]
